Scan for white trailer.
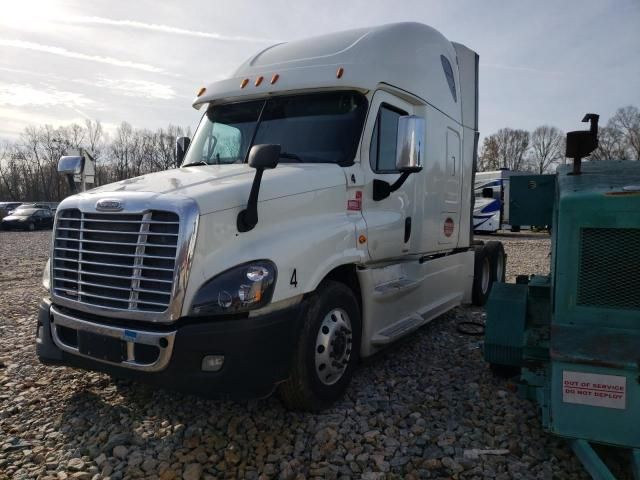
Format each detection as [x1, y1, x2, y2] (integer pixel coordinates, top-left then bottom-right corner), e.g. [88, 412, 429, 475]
[473, 169, 526, 233]
[37, 22, 505, 410]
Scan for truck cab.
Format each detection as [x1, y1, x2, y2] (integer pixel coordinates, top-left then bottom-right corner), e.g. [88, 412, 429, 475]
[37, 22, 498, 410]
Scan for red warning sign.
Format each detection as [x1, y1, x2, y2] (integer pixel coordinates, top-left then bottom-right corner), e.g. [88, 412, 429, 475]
[444, 217, 454, 237]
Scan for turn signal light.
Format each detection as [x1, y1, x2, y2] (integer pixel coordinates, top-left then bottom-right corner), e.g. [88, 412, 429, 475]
[336, 67, 344, 79]
[196, 87, 206, 97]
[255, 76, 264, 86]
[240, 78, 249, 88]
[270, 73, 280, 85]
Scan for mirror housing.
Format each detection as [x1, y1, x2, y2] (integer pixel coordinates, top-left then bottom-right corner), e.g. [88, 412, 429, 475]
[248, 144, 280, 169]
[58, 151, 95, 194]
[237, 144, 281, 232]
[482, 187, 494, 198]
[373, 116, 425, 201]
[58, 156, 84, 175]
[395, 115, 425, 173]
[176, 137, 191, 167]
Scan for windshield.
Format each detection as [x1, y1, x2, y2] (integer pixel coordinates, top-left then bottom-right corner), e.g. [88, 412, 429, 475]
[183, 91, 368, 167]
[11, 208, 37, 216]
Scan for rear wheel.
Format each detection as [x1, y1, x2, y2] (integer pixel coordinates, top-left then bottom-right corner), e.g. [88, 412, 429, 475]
[472, 247, 491, 306]
[278, 280, 361, 411]
[485, 241, 506, 283]
[27, 222, 35, 231]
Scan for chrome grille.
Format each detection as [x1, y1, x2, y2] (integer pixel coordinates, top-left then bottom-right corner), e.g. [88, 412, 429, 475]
[52, 208, 180, 313]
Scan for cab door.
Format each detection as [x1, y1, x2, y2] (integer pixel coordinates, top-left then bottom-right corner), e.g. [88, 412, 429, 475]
[360, 91, 419, 261]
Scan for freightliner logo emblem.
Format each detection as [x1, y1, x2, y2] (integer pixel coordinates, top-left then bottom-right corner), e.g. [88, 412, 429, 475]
[96, 198, 124, 212]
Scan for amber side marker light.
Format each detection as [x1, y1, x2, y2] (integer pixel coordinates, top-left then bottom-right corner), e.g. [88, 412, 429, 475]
[196, 87, 206, 97]
[358, 234, 367, 244]
[240, 78, 249, 89]
[270, 73, 280, 85]
[336, 67, 344, 79]
[255, 76, 264, 87]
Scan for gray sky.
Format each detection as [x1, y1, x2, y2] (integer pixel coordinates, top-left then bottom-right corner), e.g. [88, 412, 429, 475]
[1, 0, 638, 141]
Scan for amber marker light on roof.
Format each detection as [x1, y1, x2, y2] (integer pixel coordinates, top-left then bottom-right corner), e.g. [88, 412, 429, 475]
[255, 76, 264, 86]
[240, 78, 249, 88]
[196, 87, 206, 97]
[270, 73, 280, 85]
[336, 67, 344, 79]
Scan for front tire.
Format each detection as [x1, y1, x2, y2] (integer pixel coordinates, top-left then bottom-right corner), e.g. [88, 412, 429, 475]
[278, 280, 361, 411]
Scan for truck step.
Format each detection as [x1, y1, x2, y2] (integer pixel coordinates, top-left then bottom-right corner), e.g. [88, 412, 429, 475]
[371, 314, 424, 345]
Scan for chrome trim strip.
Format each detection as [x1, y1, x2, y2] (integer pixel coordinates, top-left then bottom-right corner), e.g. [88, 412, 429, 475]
[50, 305, 176, 372]
[50, 192, 199, 323]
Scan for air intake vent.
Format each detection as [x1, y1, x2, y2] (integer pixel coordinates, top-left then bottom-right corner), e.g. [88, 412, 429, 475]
[578, 228, 640, 310]
[52, 209, 179, 312]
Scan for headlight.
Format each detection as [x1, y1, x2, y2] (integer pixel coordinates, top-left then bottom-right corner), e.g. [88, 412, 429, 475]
[189, 260, 277, 316]
[42, 259, 51, 292]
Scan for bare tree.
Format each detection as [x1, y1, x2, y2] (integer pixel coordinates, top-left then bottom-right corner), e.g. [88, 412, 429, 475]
[478, 136, 500, 171]
[609, 106, 640, 160]
[590, 126, 628, 161]
[528, 125, 564, 173]
[480, 128, 530, 171]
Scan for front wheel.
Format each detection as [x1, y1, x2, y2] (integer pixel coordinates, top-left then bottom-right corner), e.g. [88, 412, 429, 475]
[278, 280, 361, 411]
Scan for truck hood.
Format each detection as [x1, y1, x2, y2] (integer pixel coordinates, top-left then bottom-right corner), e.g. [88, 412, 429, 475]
[87, 163, 347, 215]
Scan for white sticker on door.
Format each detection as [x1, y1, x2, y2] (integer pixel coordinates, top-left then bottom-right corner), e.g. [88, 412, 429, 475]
[562, 371, 626, 410]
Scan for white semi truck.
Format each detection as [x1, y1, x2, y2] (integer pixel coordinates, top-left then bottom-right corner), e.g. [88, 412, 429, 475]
[37, 22, 505, 410]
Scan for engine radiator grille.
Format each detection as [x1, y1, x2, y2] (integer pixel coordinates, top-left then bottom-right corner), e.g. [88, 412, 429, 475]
[52, 208, 179, 312]
[577, 227, 640, 310]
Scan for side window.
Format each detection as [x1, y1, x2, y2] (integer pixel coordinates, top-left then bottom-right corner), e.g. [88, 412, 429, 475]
[369, 105, 407, 173]
[440, 55, 457, 102]
[201, 123, 242, 163]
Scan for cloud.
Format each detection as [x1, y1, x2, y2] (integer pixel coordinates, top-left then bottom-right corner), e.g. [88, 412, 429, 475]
[69, 16, 277, 43]
[0, 82, 95, 108]
[0, 39, 171, 74]
[92, 78, 177, 100]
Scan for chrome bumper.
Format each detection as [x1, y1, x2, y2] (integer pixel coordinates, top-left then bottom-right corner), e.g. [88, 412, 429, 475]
[50, 306, 176, 372]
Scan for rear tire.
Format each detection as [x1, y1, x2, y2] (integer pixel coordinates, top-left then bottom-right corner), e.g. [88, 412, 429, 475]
[472, 247, 492, 306]
[27, 222, 35, 231]
[278, 280, 361, 411]
[485, 241, 506, 283]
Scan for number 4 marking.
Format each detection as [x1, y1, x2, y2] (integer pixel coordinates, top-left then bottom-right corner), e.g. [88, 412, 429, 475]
[290, 269, 298, 288]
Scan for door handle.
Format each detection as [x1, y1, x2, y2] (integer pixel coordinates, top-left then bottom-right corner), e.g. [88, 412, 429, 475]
[404, 217, 412, 243]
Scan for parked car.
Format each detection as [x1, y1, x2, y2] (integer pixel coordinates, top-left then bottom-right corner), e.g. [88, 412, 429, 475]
[1, 208, 54, 231]
[0, 202, 22, 219]
[9, 203, 52, 215]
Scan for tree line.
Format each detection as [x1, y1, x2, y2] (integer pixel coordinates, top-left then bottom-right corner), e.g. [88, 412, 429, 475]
[1, 104, 639, 201]
[479, 105, 640, 173]
[0, 121, 190, 202]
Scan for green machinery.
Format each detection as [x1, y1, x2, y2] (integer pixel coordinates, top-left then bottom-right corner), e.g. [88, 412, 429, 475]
[484, 114, 640, 479]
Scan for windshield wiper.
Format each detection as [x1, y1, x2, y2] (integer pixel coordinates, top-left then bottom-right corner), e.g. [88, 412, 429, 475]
[280, 152, 303, 163]
[182, 161, 209, 167]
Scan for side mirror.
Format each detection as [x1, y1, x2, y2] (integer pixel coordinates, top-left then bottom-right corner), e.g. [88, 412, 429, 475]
[482, 187, 494, 198]
[395, 115, 425, 173]
[58, 156, 84, 175]
[237, 144, 281, 232]
[373, 116, 425, 201]
[248, 144, 280, 169]
[176, 137, 191, 166]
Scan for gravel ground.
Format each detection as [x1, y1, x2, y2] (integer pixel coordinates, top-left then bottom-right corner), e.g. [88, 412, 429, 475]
[0, 229, 621, 480]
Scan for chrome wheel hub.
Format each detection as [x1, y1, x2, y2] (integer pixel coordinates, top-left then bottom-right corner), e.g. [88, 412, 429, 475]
[315, 308, 353, 386]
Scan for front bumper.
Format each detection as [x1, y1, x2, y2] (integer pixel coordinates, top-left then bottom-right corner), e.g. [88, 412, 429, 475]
[36, 298, 302, 399]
